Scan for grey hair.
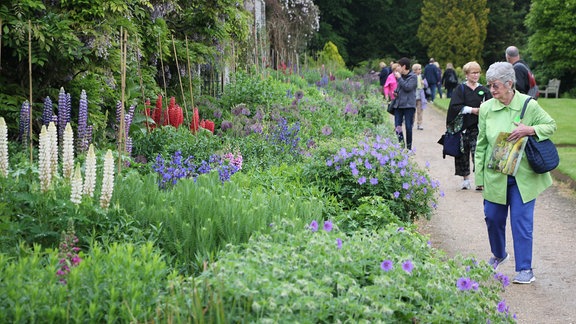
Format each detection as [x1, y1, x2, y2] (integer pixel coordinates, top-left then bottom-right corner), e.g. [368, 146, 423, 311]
[486, 62, 516, 85]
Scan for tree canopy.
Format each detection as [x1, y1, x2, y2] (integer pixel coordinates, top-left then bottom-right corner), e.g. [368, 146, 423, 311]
[417, 0, 489, 68]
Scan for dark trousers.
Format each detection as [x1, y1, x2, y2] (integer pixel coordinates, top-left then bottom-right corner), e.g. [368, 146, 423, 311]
[394, 108, 416, 150]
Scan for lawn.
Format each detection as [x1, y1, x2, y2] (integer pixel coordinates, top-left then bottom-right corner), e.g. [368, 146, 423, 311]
[433, 97, 576, 183]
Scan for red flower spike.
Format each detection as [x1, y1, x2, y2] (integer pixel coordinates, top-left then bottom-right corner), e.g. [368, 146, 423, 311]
[152, 94, 163, 126]
[190, 107, 200, 133]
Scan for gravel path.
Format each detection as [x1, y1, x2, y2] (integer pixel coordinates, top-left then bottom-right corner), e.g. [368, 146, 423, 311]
[411, 105, 576, 324]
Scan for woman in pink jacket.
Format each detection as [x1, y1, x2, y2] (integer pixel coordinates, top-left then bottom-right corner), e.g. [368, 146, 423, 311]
[384, 63, 400, 102]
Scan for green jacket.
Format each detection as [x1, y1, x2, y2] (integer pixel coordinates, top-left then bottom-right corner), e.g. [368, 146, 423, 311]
[475, 91, 556, 204]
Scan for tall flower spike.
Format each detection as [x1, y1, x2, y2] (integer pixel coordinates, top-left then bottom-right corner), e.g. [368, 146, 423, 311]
[57, 87, 67, 143]
[38, 125, 53, 192]
[99, 150, 115, 209]
[70, 163, 83, 205]
[19, 101, 30, 143]
[62, 123, 75, 180]
[83, 144, 96, 197]
[0, 117, 8, 177]
[48, 122, 59, 177]
[77, 90, 88, 152]
[42, 96, 53, 126]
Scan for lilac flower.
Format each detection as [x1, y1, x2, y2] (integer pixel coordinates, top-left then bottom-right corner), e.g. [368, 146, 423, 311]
[309, 220, 319, 232]
[381, 260, 393, 272]
[323, 220, 333, 232]
[402, 260, 414, 273]
[336, 238, 342, 249]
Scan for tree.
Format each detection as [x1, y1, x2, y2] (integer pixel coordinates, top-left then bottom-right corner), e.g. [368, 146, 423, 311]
[417, 0, 489, 68]
[482, 0, 526, 67]
[526, 0, 576, 89]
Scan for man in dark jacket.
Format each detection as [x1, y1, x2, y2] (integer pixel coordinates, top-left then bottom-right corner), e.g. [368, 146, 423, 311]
[505, 46, 531, 95]
[423, 58, 440, 101]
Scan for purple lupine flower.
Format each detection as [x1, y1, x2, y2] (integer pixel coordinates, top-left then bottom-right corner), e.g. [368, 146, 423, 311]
[19, 101, 30, 143]
[42, 96, 53, 126]
[58, 87, 68, 142]
[221, 120, 233, 131]
[213, 109, 222, 119]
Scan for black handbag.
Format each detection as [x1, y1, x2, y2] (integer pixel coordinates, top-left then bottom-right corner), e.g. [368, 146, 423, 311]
[519, 97, 559, 173]
[438, 114, 464, 158]
[387, 98, 398, 115]
[387, 89, 399, 115]
[438, 131, 463, 158]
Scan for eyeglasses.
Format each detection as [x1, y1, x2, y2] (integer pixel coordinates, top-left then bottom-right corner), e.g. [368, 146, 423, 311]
[487, 81, 506, 90]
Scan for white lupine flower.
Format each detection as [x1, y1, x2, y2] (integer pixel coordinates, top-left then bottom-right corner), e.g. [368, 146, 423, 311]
[62, 123, 75, 180]
[48, 122, 59, 178]
[0, 117, 8, 177]
[83, 144, 97, 197]
[99, 149, 115, 209]
[38, 125, 53, 192]
[70, 163, 83, 205]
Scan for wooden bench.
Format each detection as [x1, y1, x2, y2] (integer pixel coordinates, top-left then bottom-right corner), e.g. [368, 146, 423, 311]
[540, 79, 560, 98]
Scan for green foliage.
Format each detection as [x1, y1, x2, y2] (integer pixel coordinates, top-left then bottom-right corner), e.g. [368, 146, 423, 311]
[111, 170, 322, 273]
[0, 242, 172, 323]
[483, 0, 526, 66]
[317, 41, 346, 70]
[527, 0, 576, 88]
[189, 223, 514, 322]
[418, 0, 489, 67]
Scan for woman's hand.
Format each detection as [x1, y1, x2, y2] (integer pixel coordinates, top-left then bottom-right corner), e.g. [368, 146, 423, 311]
[508, 122, 536, 141]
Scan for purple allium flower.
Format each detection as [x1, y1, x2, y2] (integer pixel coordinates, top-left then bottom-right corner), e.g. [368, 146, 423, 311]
[381, 260, 393, 272]
[336, 238, 342, 249]
[457, 277, 473, 291]
[309, 220, 319, 232]
[323, 220, 333, 232]
[402, 260, 414, 273]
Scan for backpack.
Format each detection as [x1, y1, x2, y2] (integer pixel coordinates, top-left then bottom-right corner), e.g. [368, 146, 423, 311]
[447, 71, 458, 86]
[518, 63, 539, 99]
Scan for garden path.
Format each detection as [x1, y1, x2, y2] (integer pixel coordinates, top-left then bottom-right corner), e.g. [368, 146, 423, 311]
[410, 105, 576, 323]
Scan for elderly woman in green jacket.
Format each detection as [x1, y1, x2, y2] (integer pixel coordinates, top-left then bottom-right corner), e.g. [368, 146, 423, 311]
[475, 62, 556, 284]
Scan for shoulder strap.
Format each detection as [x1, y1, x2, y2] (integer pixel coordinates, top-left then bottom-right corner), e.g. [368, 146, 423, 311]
[519, 97, 532, 121]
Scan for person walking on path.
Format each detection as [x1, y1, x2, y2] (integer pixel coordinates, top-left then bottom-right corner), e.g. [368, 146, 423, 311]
[393, 57, 418, 150]
[383, 63, 399, 102]
[505, 46, 532, 96]
[423, 58, 440, 102]
[442, 63, 459, 98]
[412, 63, 428, 131]
[378, 62, 390, 98]
[475, 62, 556, 284]
[446, 61, 491, 190]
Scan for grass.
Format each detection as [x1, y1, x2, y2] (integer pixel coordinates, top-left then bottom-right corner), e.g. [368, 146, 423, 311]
[432, 97, 576, 184]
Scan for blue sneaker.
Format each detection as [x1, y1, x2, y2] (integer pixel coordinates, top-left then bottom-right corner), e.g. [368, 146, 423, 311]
[513, 269, 535, 284]
[488, 253, 509, 270]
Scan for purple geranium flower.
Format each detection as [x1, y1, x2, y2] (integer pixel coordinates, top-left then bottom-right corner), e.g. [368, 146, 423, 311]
[402, 260, 414, 273]
[381, 260, 393, 272]
[323, 220, 333, 232]
[309, 220, 318, 232]
[336, 238, 342, 249]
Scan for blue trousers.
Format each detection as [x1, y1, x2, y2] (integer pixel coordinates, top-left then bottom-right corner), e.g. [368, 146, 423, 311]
[484, 176, 535, 272]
